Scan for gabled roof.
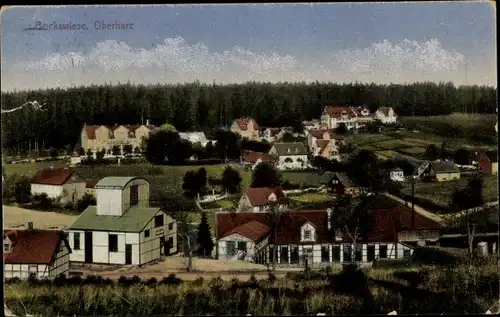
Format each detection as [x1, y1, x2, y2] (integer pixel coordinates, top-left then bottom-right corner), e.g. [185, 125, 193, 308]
[309, 129, 334, 139]
[33, 168, 82, 186]
[216, 210, 330, 244]
[83, 124, 155, 139]
[222, 220, 271, 241]
[85, 179, 99, 189]
[94, 176, 147, 189]
[323, 106, 357, 119]
[69, 206, 162, 232]
[377, 107, 395, 117]
[271, 142, 308, 156]
[4, 229, 71, 264]
[319, 172, 356, 187]
[244, 187, 287, 206]
[315, 140, 331, 154]
[481, 150, 498, 163]
[243, 150, 276, 164]
[234, 117, 259, 131]
[429, 160, 459, 173]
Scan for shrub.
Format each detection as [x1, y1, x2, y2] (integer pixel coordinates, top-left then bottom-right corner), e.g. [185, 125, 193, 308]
[159, 273, 182, 286]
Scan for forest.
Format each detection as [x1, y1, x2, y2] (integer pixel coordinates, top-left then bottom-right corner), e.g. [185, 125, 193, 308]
[1, 81, 497, 151]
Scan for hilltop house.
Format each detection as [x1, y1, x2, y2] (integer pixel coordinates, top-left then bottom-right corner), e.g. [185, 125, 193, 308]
[242, 150, 276, 170]
[178, 132, 213, 147]
[68, 176, 177, 265]
[268, 142, 309, 170]
[319, 172, 361, 196]
[81, 123, 155, 154]
[375, 107, 398, 124]
[424, 160, 461, 182]
[4, 224, 72, 279]
[31, 168, 87, 204]
[478, 150, 498, 174]
[237, 187, 288, 212]
[320, 106, 373, 130]
[230, 117, 260, 141]
[215, 200, 443, 266]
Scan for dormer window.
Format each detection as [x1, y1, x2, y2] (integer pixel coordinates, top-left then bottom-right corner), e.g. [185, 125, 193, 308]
[335, 229, 342, 241]
[4, 239, 11, 252]
[304, 230, 312, 240]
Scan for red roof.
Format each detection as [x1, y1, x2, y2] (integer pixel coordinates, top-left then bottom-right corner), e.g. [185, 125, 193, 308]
[243, 150, 276, 163]
[324, 106, 357, 119]
[33, 168, 81, 186]
[235, 117, 259, 131]
[4, 229, 71, 264]
[244, 187, 287, 206]
[216, 210, 330, 244]
[222, 220, 271, 241]
[309, 129, 333, 139]
[85, 179, 99, 189]
[84, 124, 155, 139]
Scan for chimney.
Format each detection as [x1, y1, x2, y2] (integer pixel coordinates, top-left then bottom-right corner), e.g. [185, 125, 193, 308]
[28, 222, 34, 231]
[326, 208, 332, 230]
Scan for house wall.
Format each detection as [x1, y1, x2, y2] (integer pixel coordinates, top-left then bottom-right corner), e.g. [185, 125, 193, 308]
[218, 234, 256, 261]
[68, 230, 85, 262]
[61, 181, 86, 204]
[276, 155, 308, 170]
[493, 162, 498, 174]
[375, 109, 397, 124]
[435, 172, 460, 182]
[398, 230, 440, 244]
[4, 239, 71, 279]
[96, 189, 123, 216]
[121, 178, 150, 211]
[31, 184, 63, 200]
[85, 188, 96, 197]
[139, 210, 178, 265]
[231, 121, 260, 141]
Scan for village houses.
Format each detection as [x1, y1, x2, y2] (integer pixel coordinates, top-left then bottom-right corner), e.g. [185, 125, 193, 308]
[424, 160, 461, 182]
[230, 117, 260, 141]
[478, 150, 498, 174]
[68, 176, 177, 265]
[242, 150, 276, 170]
[4, 224, 72, 279]
[320, 105, 373, 130]
[268, 142, 309, 170]
[215, 198, 443, 266]
[319, 172, 361, 196]
[237, 187, 288, 212]
[389, 168, 405, 182]
[374, 107, 398, 124]
[261, 127, 284, 143]
[80, 123, 155, 154]
[31, 168, 87, 204]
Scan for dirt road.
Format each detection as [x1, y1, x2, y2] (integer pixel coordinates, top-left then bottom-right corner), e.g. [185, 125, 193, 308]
[3, 205, 77, 230]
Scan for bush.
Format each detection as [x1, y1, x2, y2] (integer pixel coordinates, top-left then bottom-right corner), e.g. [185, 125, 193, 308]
[159, 273, 183, 286]
[31, 193, 54, 210]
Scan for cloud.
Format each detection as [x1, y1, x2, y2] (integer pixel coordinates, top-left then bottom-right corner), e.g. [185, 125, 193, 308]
[2, 37, 483, 91]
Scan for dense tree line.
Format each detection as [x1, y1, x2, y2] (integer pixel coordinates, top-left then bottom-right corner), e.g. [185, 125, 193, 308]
[1, 81, 496, 152]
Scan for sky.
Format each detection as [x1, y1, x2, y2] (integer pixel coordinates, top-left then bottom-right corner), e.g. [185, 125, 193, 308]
[0, 2, 496, 92]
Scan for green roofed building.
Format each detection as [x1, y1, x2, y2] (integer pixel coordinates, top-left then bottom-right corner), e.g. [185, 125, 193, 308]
[68, 176, 177, 265]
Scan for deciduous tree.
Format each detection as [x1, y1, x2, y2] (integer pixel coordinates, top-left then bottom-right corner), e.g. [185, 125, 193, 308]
[220, 166, 242, 194]
[251, 162, 282, 188]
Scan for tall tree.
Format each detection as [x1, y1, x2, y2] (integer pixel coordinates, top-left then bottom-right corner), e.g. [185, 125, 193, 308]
[250, 162, 282, 188]
[196, 212, 215, 257]
[220, 166, 242, 194]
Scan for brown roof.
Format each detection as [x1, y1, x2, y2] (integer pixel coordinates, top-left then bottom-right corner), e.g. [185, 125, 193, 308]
[316, 140, 331, 154]
[235, 117, 259, 131]
[84, 125, 103, 139]
[33, 168, 81, 186]
[222, 220, 271, 241]
[216, 210, 330, 244]
[243, 150, 276, 164]
[324, 106, 357, 119]
[4, 229, 71, 265]
[85, 179, 99, 189]
[377, 107, 393, 117]
[84, 124, 155, 139]
[309, 129, 333, 139]
[244, 187, 287, 206]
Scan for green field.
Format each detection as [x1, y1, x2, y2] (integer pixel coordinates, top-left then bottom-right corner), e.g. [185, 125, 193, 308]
[281, 171, 323, 187]
[288, 192, 333, 204]
[402, 174, 498, 210]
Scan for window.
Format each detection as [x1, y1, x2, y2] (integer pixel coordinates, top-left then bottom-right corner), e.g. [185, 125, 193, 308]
[280, 246, 289, 263]
[343, 245, 352, 262]
[4, 243, 11, 252]
[73, 233, 81, 250]
[130, 185, 139, 207]
[321, 246, 330, 262]
[403, 248, 411, 258]
[154, 215, 164, 228]
[168, 223, 174, 231]
[367, 245, 375, 262]
[226, 241, 236, 256]
[303, 230, 312, 240]
[355, 245, 362, 262]
[332, 245, 340, 261]
[109, 234, 118, 252]
[290, 246, 299, 264]
[379, 245, 388, 258]
[144, 230, 150, 238]
[237, 241, 247, 251]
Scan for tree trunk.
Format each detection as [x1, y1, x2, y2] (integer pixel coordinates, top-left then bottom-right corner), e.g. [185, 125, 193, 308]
[185, 233, 193, 272]
[351, 242, 356, 264]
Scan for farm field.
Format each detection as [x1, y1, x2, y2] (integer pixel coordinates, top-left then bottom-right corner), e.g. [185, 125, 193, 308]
[3, 205, 77, 229]
[401, 174, 498, 210]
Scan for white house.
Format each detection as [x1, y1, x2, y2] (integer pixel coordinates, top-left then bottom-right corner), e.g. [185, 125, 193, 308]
[237, 187, 288, 212]
[268, 142, 309, 170]
[216, 200, 444, 267]
[320, 106, 372, 130]
[178, 132, 214, 147]
[4, 223, 72, 279]
[242, 150, 276, 170]
[375, 107, 398, 124]
[261, 128, 284, 143]
[31, 168, 87, 204]
[68, 176, 177, 265]
[389, 168, 405, 182]
[302, 120, 321, 132]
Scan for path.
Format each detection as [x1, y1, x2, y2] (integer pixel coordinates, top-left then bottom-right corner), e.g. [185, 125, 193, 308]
[441, 200, 499, 222]
[383, 193, 446, 225]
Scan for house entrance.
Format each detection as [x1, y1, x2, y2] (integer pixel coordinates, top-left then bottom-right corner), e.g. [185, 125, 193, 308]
[125, 244, 132, 265]
[302, 247, 313, 267]
[84, 231, 93, 263]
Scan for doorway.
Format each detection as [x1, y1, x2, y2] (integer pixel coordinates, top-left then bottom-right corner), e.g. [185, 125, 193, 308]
[125, 244, 132, 264]
[84, 231, 93, 263]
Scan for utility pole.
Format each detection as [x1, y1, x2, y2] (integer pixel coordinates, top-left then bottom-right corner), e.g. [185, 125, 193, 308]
[411, 176, 416, 230]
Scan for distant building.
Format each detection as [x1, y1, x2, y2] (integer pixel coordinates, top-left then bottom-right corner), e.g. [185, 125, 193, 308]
[68, 176, 177, 265]
[230, 117, 260, 141]
[242, 150, 276, 170]
[237, 187, 288, 212]
[80, 123, 155, 154]
[375, 107, 398, 124]
[268, 142, 309, 170]
[319, 172, 361, 196]
[261, 127, 283, 143]
[389, 168, 405, 182]
[320, 105, 373, 130]
[178, 132, 214, 147]
[31, 168, 86, 204]
[4, 224, 72, 279]
[424, 160, 461, 182]
[478, 150, 498, 174]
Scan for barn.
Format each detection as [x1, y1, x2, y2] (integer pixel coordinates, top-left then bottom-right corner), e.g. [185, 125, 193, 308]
[68, 176, 177, 265]
[30, 168, 87, 204]
[4, 223, 72, 279]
